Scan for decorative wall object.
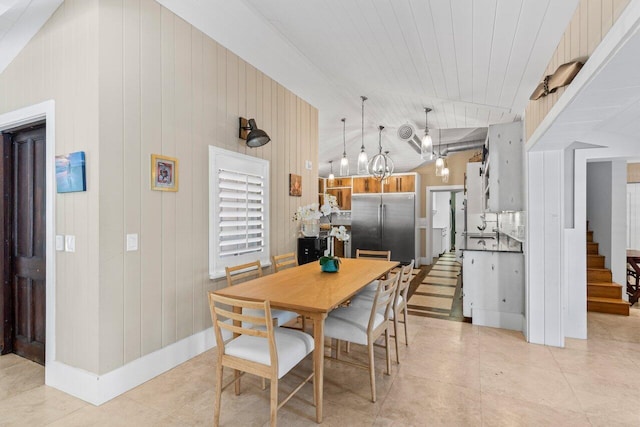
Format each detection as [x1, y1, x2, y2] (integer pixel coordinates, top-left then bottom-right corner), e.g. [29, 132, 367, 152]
[530, 60, 583, 100]
[55, 151, 86, 193]
[151, 154, 179, 192]
[289, 173, 302, 196]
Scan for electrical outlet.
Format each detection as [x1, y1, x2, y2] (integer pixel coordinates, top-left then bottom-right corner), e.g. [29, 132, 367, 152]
[305, 160, 312, 170]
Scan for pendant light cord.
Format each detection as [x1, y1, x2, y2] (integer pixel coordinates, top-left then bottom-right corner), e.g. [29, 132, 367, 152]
[361, 98, 365, 149]
[342, 118, 346, 155]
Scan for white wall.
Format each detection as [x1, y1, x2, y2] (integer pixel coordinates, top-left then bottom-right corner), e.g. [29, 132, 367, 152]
[611, 160, 627, 288]
[628, 183, 640, 249]
[587, 162, 613, 267]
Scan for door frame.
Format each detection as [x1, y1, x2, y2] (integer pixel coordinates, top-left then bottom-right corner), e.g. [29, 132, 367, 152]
[425, 184, 463, 264]
[0, 101, 56, 369]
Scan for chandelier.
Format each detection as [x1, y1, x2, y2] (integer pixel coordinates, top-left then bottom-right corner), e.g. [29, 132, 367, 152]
[368, 125, 394, 181]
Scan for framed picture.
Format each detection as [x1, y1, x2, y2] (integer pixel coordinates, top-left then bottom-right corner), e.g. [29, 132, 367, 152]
[289, 173, 302, 197]
[56, 151, 87, 193]
[151, 154, 179, 192]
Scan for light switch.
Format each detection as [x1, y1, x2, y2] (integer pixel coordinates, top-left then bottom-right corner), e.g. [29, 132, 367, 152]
[65, 235, 75, 252]
[56, 235, 64, 251]
[305, 160, 312, 170]
[126, 234, 138, 251]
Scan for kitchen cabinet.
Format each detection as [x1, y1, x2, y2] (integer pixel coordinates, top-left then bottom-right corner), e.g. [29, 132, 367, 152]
[466, 163, 483, 215]
[352, 176, 381, 193]
[482, 121, 524, 212]
[383, 174, 415, 193]
[327, 177, 352, 188]
[462, 250, 524, 331]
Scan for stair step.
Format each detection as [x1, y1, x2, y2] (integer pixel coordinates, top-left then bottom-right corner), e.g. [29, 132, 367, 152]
[587, 254, 605, 268]
[587, 268, 612, 283]
[587, 242, 599, 254]
[587, 296, 630, 315]
[587, 282, 623, 299]
[587, 230, 594, 242]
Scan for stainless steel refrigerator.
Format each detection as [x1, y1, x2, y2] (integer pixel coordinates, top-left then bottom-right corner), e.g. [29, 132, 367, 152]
[350, 193, 415, 264]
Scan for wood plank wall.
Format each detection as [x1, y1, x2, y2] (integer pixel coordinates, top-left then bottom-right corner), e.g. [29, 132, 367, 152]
[0, 0, 318, 375]
[525, 0, 630, 140]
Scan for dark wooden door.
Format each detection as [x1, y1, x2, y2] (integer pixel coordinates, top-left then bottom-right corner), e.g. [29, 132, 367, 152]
[0, 125, 46, 365]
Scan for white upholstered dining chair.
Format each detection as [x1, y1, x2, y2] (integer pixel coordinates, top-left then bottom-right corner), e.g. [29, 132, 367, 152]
[350, 260, 414, 363]
[225, 260, 299, 327]
[323, 272, 399, 402]
[208, 292, 315, 427]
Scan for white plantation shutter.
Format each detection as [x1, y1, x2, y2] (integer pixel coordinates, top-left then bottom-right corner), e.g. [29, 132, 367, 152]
[218, 169, 265, 257]
[209, 147, 270, 278]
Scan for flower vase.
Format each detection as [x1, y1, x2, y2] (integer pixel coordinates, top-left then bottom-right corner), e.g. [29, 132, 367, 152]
[301, 218, 320, 237]
[320, 258, 340, 273]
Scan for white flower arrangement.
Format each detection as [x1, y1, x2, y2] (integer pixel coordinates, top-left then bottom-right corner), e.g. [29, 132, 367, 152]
[330, 225, 350, 242]
[292, 194, 340, 222]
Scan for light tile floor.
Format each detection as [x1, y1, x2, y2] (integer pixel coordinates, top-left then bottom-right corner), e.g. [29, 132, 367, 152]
[1, 307, 639, 426]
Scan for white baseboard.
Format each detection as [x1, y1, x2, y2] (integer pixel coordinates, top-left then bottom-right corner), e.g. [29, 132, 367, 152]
[45, 327, 216, 406]
[419, 257, 431, 266]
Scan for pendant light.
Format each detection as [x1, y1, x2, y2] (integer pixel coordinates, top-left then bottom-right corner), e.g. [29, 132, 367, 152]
[328, 160, 335, 187]
[421, 107, 433, 160]
[339, 118, 349, 176]
[368, 125, 394, 181]
[435, 128, 444, 176]
[442, 159, 450, 183]
[357, 96, 369, 175]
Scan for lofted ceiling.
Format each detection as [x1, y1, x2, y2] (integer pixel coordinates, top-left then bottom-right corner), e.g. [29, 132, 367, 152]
[1, 0, 579, 176]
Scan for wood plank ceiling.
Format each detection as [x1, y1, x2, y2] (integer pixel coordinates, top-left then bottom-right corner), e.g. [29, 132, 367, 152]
[242, 0, 578, 174]
[0, 0, 579, 174]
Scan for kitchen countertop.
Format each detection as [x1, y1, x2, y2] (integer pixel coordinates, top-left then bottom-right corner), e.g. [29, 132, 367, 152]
[461, 233, 523, 253]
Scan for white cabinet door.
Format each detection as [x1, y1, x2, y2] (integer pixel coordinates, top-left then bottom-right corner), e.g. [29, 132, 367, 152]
[486, 121, 524, 212]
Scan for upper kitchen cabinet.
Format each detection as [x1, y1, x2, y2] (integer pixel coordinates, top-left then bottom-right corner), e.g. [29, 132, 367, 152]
[482, 121, 524, 212]
[327, 177, 352, 188]
[352, 176, 381, 193]
[383, 174, 415, 193]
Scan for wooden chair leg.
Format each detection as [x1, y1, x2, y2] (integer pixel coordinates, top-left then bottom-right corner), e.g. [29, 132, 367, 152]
[367, 340, 376, 403]
[214, 363, 223, 427]
[234, 369, 241, 395]
[385, 328, 391, 375]
[403, 307, 409, 346]
[270, 378, 278, 427]
[393, 315, 400, 364]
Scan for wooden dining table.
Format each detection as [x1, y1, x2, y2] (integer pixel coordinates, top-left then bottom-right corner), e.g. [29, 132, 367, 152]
[214, 257, 399, 423]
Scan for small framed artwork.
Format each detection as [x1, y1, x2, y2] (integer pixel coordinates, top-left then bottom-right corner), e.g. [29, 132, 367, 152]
[289, 173, 302, 197]
[151, 154, 179, 192]
[56, 151, 87, 193]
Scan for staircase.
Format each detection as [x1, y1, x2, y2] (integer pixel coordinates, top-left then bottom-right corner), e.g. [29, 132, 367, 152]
[586, 227, 630, 315]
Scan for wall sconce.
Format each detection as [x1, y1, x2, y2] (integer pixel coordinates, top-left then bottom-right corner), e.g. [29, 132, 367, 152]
[239, 117, 271, 147]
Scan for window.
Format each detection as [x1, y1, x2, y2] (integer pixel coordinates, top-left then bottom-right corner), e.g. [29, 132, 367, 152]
[209, 146, 270, 279]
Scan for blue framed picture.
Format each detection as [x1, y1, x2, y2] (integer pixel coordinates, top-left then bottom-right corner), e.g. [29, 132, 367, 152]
[56, 151, 86, 193]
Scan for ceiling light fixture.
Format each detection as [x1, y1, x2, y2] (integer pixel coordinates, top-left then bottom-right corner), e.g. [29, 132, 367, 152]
[238, 117, 271, 147]
[340, 118, 349, 176]
[357, 96, 369, 175]
[368, 125, 394, 181]
[328, 160, 335, 186]
[421, 107, 433, 160]
[435, 128, 444, 177]
[442, 159, 450, 183]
